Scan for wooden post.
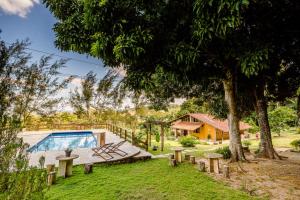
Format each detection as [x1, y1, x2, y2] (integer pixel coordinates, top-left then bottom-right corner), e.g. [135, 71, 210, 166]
[84, 163, 93, 174]
[213, 159, 220, 173]
[146, 125, 149, 151]
[174, 150, 183, 163]
[223, 165, 230, 178]
[190, 156, 196, 164]
[198, 161, 205, 172]
[125, 130, 127, 140]
[47, 171, 56, 186]
[161, 124, 164, 151]
[46, 164, 55, 173]
[131, 131, 135, 145]
[208, 158, 214, 173]
[100, 132, 105, 146]
[149, 124, 152, 147]
[185, 154, 190, 161]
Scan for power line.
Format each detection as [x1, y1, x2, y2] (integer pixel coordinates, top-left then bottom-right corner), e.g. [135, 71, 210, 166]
[3, 41, 103, 67]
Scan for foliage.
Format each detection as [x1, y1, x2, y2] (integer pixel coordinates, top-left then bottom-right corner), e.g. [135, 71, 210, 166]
[70, 70, 123, 119]
[179, 136, 198, 147]
[44, 0, 300, 161]
[0, 40, 47, 199]
[177, 98, 206, 116]
[13, 52, 72, 126]
[268, 106, 297, 134]
[243, 112, 259, 133]
[215, 146, 231, 159]
[155, 132, 160, 143]
[242, 140, 251, 147]
[290, 139, 300, 151]
[46, 159, 255, 200]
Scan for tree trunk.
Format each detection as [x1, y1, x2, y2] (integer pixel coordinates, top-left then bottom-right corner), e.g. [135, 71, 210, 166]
[253, 84, 281, 159]
[223, 72, 246, 162]
[160, 125, 164, 151]
[297, 94, 300, 127]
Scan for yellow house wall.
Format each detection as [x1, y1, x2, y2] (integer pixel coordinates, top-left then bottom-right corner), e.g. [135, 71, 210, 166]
[192, 123, 216, 140]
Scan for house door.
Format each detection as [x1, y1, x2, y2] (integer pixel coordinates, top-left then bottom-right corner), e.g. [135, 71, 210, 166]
[183, 130, 188, 136]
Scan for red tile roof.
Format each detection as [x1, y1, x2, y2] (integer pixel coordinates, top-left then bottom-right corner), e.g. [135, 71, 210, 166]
[171, 121, 202, 131]
[189, 113, 251, 132]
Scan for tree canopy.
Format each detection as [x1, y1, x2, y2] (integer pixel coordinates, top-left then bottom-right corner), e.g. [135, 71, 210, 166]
[44, 0, 300, 161]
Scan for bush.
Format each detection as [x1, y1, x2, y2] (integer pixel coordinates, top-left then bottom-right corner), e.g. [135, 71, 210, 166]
[242, 140, 252, 147]
[179, 136, 198, 147]
[268, 106, 297, 134]
[290, 139, 300, 151]
[215, 146, 231, 159]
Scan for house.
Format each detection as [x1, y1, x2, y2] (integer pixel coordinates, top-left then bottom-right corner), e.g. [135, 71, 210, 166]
[170, 113, 251, 142]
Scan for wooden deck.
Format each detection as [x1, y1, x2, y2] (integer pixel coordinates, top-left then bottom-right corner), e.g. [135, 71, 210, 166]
[19, 129, 152, 167]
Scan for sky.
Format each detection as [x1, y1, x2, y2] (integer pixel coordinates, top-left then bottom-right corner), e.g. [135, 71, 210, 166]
[0, 0, 111, 111]
[0, 0, 184, 110]
[0, 0, 107, 81]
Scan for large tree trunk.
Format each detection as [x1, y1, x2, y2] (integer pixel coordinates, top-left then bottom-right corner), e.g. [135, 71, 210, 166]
[223, 71, 246, 162]
[253, 84, 281, 159]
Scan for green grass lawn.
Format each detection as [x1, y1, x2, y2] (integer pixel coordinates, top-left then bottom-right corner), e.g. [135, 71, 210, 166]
[46, 159, 258, 200]
[247, 127, 300, 150]
[148, 139, 226, 156]
[149, 128, 300, 155]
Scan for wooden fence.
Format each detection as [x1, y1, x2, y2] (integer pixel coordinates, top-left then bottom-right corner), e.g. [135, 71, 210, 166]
[106, 124, 148, 151]
[25, 123, 107, 131]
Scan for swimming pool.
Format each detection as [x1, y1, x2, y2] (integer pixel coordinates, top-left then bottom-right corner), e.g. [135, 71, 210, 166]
[28, 131, 97, 153]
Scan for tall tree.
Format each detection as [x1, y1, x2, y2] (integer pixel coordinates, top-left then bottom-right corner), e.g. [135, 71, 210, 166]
[14, 55, 72, 125]
[44, 0, 300, 161]
[70, 70, 123, 119]
[0, 40, 47, 199]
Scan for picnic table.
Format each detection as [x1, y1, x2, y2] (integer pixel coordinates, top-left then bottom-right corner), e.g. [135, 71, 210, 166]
[205, 153, 223, 173]
[56, 154, 79, 178]
[171, 147, 184, 163]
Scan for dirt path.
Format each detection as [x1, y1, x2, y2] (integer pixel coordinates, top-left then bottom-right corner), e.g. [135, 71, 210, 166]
[208, 150, 300, 200]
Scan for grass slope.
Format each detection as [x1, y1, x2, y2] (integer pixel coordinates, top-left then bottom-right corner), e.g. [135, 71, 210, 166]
[47, 159, 257, 200]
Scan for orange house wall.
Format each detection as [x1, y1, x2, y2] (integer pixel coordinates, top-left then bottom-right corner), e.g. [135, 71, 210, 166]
[188, 123, 243, 141]
[191, 123, 231, 141]
[192, 123, 216, 140]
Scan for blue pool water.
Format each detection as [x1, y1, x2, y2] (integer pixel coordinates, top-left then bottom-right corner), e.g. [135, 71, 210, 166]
[28, 131, 97, 152]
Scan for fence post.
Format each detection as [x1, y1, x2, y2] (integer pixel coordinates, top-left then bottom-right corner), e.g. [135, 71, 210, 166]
[125, 130, 127, 141]
[146, 126, 149, 151]
[131, 131, 135, 145]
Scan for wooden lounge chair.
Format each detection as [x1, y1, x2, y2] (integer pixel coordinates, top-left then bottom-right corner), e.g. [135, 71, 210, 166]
[107, 140, 128, 157]
[92, 143, 114, 160]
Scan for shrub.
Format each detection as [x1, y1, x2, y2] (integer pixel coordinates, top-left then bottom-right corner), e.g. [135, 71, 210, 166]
[179, 136, 198, 147]
[242, 140, 252, 147]
[215, 146, 231, 159]
[155, 133, 160, 143]
[268, 106, 297, 134]
[290, 139, 300, 151]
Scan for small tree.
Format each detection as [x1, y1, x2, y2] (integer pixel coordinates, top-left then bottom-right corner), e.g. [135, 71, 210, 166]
[0, 40, 47, 199]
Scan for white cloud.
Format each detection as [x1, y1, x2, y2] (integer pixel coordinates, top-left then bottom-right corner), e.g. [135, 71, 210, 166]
[0, 0, 39, 18]
[70, 77, 83, 87]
